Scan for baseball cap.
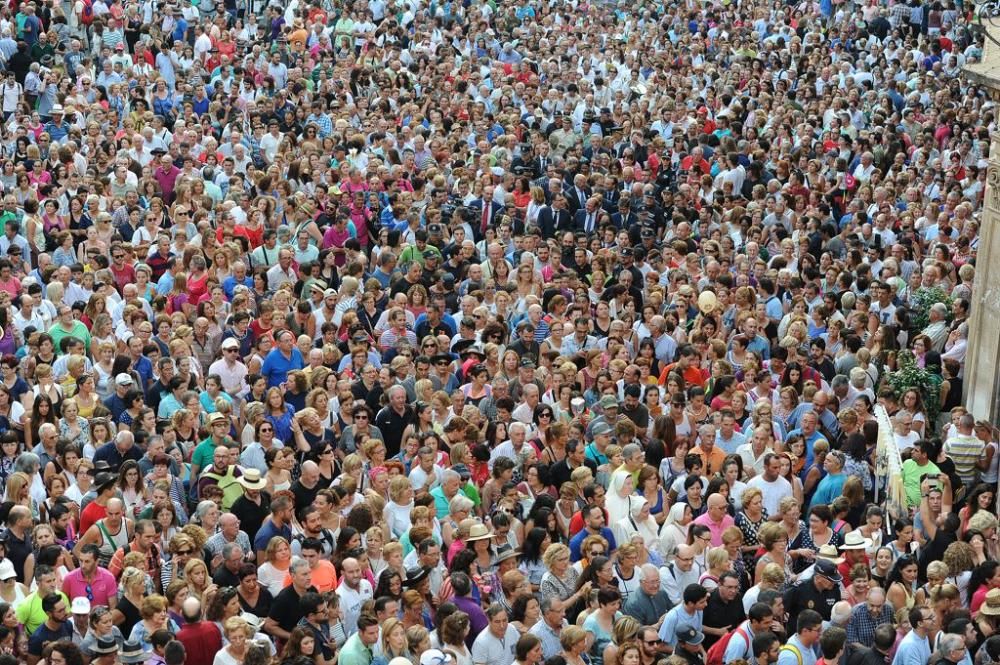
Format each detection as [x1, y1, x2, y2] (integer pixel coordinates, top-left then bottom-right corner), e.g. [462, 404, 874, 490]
[71, 597, 91, 614]
[677, 628, 704, 645]
[221, 338, 240, 350]
[591, 422, 612, 437]
[115, 373, 134, 386]
[814, 558, 843, 583]
[0, 560, 15, 581]
[599, 395, 618, 411]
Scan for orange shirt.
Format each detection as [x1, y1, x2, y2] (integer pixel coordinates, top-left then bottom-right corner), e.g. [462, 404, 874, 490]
[658, 363, 709, 389]
[283, 560, 338, 593]
[690, 444, 727, 477]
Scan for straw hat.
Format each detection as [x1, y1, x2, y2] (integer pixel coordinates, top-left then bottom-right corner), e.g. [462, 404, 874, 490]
[981, 589, 1000, 616]
[840, 532, 872, 551]
[466, 523, 493, 542]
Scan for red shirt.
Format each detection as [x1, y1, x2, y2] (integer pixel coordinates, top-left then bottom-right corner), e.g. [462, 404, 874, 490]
[176, 621, 224, 665]
[79, 501, 106, 536]
[109, 263, 136, 295]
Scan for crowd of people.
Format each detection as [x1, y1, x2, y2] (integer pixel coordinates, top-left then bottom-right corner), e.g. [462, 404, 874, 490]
[0, 0, 991, 663]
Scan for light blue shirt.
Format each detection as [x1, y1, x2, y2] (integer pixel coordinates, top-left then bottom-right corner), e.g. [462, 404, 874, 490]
[892, 631, 930, 665]
[658, 605, 702, 647]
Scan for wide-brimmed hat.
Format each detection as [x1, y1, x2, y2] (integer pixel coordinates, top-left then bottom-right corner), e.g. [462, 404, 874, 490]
[91, 636, 119, 655]
[119, 640, 148, 663]
[404, 566, 431, 587]
[459, 343, 486, 359]
[495, 544, 520, 564]
[815, 544, 844, 564]
[981, 589, 1000, 616]
[0, 560, 15, 581]
[466, 523, 493, 542]
[238, 468, 267, 491]
[94, 472, 118, 491]
[839, 532, 872, 551]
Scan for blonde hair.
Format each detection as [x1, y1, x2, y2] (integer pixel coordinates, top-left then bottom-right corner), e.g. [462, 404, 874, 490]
[543, 543, 571, 569]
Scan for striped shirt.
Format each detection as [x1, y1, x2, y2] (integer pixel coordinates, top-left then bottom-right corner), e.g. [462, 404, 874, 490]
[944, 433, 984, 484]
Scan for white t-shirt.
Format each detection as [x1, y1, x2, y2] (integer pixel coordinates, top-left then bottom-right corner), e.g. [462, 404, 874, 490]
[336, 579, 374, 634]
[746, 474, 793, 515]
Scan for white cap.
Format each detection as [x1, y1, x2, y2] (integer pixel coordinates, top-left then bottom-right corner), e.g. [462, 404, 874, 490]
[420, 650, 455, 665]
[71, 597, 91, 614]
[0, 560, 14, 581]
[115, 373, 134, 386]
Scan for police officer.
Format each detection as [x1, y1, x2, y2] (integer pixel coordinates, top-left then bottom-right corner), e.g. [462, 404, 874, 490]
[783, 558, 843, 630]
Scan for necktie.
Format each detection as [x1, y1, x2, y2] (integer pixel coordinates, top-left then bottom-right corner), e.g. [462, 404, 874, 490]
[586, 213, 594, 233]
[481, 204, 490, 235]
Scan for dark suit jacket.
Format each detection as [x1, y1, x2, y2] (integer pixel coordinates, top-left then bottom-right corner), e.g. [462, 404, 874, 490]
[567, 186, 591, 215]
[468, 199, 504, 239]
[538, 206, 573, 237]
[573, 208, 601, 233]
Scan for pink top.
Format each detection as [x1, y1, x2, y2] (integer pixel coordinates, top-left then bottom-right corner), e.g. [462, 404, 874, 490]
[692, 511, 736, 547]
[62, 567, 119, 608]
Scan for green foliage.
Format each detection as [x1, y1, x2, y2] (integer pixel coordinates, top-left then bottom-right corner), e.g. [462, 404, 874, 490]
[885, 350, 943, 425]
[908, 287, 953, 331]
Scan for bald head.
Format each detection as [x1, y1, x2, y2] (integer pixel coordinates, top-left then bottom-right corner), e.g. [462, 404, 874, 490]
[182, 597, 202, 623]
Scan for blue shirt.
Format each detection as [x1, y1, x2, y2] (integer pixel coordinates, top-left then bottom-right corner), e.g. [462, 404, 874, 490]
[658, 605, 702, 647]
[569, 527, 617, 562]
[810, 472, 846, 510]
[132, 356, 153, 393]
[260, 347, 305, 388]
[253, 518, 292, 551]
[892, 631, 930, 665]
[222, 275, 254, 299]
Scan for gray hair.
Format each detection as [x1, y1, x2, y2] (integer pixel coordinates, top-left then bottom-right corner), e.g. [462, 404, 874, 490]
[449, 495, 475, 514]
[290, 558, 311, 576]
[116, 430, 135, 447]
[14, 452, 39, 475]
[935, 634, 964, 659]
[194, 500, 217, 523]
[441, 469, 461, 485]
[831, 601, 852, 626]
[221, 542, 243, 560]
[641, 564, 660, 580]
[622, 443, 642, 461]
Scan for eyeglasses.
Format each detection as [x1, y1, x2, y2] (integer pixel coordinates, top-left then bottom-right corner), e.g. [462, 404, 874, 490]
[176, 549, 193, 555]
[259, 427, 273, 433]
[539, 413, 552, 419]
[225, 348, 239, 353]
[644, 640, 662, 646]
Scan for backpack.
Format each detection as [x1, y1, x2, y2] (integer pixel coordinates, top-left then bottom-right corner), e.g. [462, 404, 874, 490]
[780, 645, 803, 665]
[80, 0, 94, 25]
[705, 625, 749, 665]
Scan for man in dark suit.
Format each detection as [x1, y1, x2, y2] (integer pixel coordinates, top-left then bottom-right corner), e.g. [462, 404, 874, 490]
[566, 173, 591, 216]
[537, 192, 573, 238]
[574, 196, 602, 234]
[468, 185, 504, 242]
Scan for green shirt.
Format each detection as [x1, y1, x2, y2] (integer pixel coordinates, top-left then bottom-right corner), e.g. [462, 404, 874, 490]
[338, 632, 373, 665]
[901, 458, 940, 508]
[47, 321, 92, 355]
[191, 437, 221, 473]
[15, 591, 69, 635]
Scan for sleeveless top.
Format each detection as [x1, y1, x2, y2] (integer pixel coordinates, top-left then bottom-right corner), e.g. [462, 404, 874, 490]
[95, 519, 129, 568]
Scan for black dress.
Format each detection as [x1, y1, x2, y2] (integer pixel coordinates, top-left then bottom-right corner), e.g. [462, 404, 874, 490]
[116, 595, 142, 640]
[238, 586, 273, 620]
